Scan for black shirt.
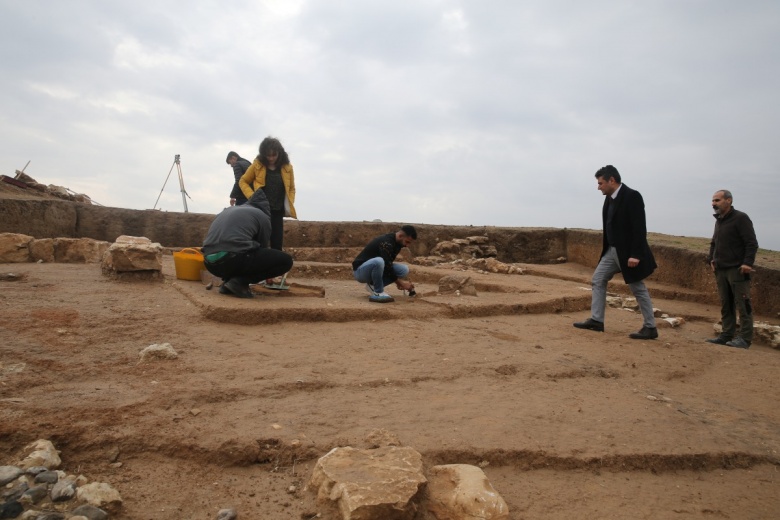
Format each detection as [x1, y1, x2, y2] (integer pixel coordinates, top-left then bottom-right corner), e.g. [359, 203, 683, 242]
[352, 233, 403, 282]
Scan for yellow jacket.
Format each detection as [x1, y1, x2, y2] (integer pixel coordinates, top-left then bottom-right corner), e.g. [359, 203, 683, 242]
[239, 160, 297, 219]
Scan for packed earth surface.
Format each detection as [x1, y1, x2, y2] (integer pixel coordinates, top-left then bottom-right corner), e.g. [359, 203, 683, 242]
[2, 178, 780, 519]
[2, 252, 780, 519]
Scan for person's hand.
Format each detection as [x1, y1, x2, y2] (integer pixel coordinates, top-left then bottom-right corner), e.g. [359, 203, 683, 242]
[710, 260, 716, 272]
[230, 198, 236, 206]
[396, 279, 414, 291]
[627, 257, 640, 268]
[739, 264, 755, 274]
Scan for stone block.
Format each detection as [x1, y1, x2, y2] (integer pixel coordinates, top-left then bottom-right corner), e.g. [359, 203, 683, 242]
[0, 232, 33, 263]
[309, 446, 426, 520]
[101, 238, 163, 273]
[424, 464, 509, 520]
[53, 238, 109, 263]
[29, 238, 55, 262]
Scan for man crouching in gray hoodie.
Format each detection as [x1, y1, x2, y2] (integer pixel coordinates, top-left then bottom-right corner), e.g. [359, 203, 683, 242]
[202, 189, 293, 298]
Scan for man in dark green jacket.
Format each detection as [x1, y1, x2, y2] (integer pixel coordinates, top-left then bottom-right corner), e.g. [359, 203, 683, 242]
[706, 190, 759, 348]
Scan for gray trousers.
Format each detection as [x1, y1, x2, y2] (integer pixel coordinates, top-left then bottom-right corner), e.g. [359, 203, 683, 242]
[591, 247, 656, 328]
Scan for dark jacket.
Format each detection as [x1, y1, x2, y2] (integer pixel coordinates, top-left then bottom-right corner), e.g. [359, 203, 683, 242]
[707, 208, 758, 269]
[601, 184, 657, 284]
[352, 232, 403, 282]
[230, 157, 251, 205]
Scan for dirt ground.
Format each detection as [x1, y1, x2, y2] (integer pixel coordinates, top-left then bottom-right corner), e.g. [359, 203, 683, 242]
[2, 256, 780, 519]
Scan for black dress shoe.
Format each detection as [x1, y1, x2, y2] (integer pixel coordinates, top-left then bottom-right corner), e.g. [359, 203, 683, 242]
[629, 326, 658, 340]
[705, 336, 731, 345]
[573, 318, 604, 332]
[222, 278, 254, 298]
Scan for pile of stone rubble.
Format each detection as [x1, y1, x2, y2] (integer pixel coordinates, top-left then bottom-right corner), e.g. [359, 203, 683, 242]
[1, 440, 120, 519]
[1, 171, 94, 205]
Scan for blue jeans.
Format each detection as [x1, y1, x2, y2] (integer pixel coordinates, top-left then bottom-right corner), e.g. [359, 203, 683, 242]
[353, 258, 409, 293]
[591, 247, 656, 328]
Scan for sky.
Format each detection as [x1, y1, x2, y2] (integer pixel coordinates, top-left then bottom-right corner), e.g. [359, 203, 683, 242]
[1, 1, 778, 250]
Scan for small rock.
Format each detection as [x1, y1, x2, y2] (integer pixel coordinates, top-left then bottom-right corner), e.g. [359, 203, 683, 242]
[19, 439, 61, 470]
[76, 482, 123, 513]
[36, 514, 66, 520]
[50, 478, 76, 502]
[138, 343, 178, 362]
[0, 501, 24, 519]
[24, 466, 49, 476]
[2, 480, 28, 502]
[0, 465, 23, 486]
[216, 508, 238, 520]
[34, 470, 59, 484]
[72, 504, 109, 520]
[19, 484, 48, 505]
[107, 447, 121, 463]
[190, 408, 201, 416]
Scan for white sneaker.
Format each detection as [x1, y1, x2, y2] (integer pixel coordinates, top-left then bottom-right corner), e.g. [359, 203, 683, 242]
[369, 292, 394, 303]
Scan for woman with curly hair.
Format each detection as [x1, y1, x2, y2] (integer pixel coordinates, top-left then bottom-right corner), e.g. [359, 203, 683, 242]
[239, 136, 297, 253]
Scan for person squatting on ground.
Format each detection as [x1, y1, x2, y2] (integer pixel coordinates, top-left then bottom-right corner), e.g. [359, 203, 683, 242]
[239, 137, 297, 252]
[226, 151, 251, 207]
[574, 165, 659, 340]
[352, 225, 417, 303]
[201, 189, 293, 298]
[705, 190, 758, 349]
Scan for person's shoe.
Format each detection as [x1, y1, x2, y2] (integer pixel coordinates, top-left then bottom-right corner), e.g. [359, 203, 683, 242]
[573, 318, 604, 332]
[368, 292, 394, 303]
[725, 337, 750, 349]
[222, 278, 254, 298]
[705, 336, 731, 345]
[365, 283, 376, 294]
[629, 326, 659, 340]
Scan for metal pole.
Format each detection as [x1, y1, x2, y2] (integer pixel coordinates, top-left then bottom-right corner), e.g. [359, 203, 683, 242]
[175, 154, 189, 213]
[153, 158, 177, 210]
[14, 160, 31, 179]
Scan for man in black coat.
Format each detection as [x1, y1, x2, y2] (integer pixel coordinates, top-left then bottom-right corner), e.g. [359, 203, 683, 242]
[574, 165, 659, 339]
[226, 151, 251, 206]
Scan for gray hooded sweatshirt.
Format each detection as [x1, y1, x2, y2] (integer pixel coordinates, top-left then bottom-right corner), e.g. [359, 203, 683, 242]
[202, 190, 272, 255]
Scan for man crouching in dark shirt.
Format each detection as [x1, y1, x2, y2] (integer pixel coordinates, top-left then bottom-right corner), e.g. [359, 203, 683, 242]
[352, 225, 417, 303]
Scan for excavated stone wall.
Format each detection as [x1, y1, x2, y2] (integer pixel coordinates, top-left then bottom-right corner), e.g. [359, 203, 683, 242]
[2, 198, 778, 315]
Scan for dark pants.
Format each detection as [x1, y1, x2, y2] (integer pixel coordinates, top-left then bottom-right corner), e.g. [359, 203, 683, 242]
[270, 210, 285, 251]
[204, 248, 292, 285]
[715, 267, 753, 343]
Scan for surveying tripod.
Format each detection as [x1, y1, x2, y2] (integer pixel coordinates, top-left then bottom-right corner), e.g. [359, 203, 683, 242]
[153, 154, 191, 212]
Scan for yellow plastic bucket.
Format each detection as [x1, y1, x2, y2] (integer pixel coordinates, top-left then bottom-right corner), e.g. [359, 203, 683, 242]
[173, 247, 205, 281]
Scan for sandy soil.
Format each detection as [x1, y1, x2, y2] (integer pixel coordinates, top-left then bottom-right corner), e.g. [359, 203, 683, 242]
[2, 257, 780, 519]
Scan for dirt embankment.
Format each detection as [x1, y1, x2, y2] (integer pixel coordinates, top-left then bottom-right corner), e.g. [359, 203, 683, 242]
[3, 193, 780, 316]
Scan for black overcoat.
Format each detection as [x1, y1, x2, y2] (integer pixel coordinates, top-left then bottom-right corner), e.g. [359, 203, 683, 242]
[600, 184, 657, 284]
